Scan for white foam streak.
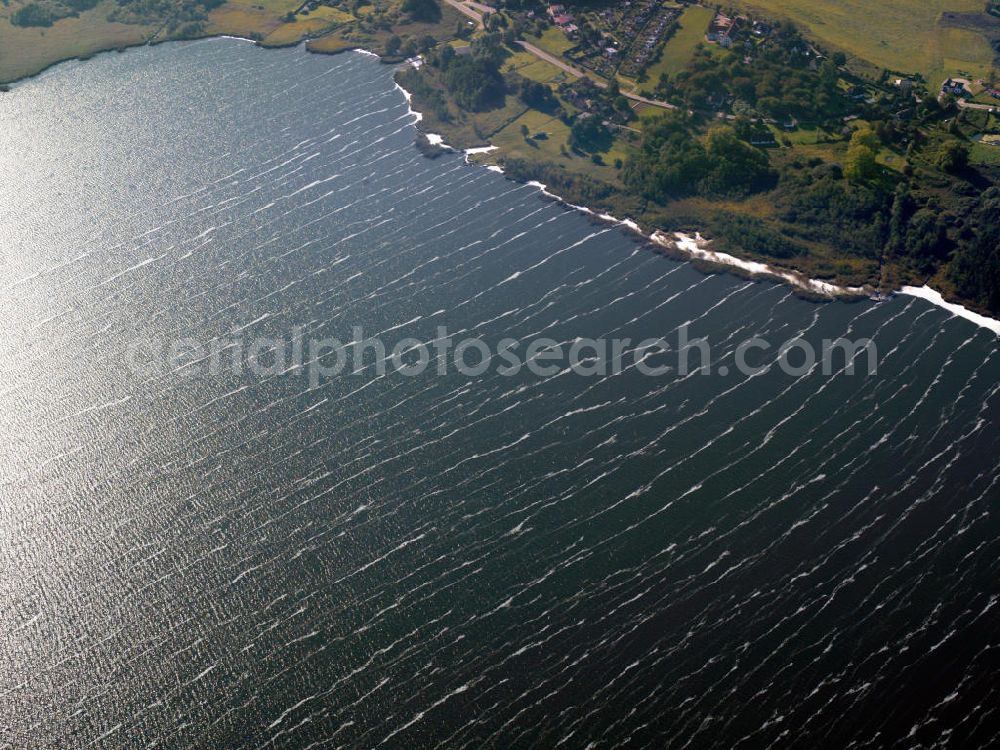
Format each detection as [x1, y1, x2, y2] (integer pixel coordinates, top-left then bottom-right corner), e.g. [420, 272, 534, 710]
[662, 232, 869, 299]
[509, 180, 870, 300]
[899, 285, 1000, 336]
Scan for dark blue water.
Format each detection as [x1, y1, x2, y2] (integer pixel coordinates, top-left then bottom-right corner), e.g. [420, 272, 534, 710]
[1, 39, 998, 749]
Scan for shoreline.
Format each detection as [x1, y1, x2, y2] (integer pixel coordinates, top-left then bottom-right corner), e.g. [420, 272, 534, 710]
[5, 35, 999, 335]
[899, 286, 1000, 336]
[394, 71, 1000, 335]
[449, 148, 1000, 333]
[485, 163, 1000, 335]
[421, 134, 878, 304]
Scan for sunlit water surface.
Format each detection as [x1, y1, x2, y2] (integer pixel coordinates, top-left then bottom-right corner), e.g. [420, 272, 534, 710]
[1, 39, 999, 749]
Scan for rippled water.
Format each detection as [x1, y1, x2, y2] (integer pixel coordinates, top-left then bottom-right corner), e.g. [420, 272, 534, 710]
[2, 39, 999, 749]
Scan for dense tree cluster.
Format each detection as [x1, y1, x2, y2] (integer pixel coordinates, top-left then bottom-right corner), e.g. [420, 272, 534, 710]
[418, 31, 508, 112]
[711, 214, 807, 259]
[396, 66, 451, 121]
[11, 3, 57, 25]
[11, 0, 99, 26]
[623, 114, 775, 201]
[568, 114, 611, 153]
[443, 56, 505, 110]
[950, 189, 1000, 312]
[772, 158, 893, 260]
[106, 0, 224, 30]
[515, 78, 558, 112]
[400, 0, 440, 23]
[659, 29, 843, 123]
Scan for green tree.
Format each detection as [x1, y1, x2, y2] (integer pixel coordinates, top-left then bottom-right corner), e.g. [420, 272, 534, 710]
[517, 79, 556, 111]
[623, 113, 708, 201]
[436, 43, 456, 68]
[569, 115, 611, 153]
[846, 144, 877, 182]
[936, 140, 969, 174]
[472, 31, 506, 66]
[443, 57, 506, 111]
[698, 126, 774, 197]
[951, 188, 1000, 311]
[11, 2, 55, 26]
[845, 129, 880, 182]
[400, 0, 441, 22]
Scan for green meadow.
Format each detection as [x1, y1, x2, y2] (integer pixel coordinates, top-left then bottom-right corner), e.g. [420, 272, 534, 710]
[734, 0, 996, 83]
[643, 4, 717, 83]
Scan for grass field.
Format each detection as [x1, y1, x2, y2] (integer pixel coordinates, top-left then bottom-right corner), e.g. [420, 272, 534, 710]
[0, 0, 453, 82]
[0, 0, 321, 81]
[262, 5, 353, 46]
[206, 0, 302, 39]
[0, 0, 155, 82]
[486, 105, 633, 186]
[530, 27, 576, 58]
[971, 141, 1000, 166]
[505, 49, 566, 84]
[305, 3, 463, 58]
[733, 0, 996, 82]
[643, 4, 715, 82]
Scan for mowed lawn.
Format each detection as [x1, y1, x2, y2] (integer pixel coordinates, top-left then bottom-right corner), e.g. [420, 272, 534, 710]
[644, 4, 716, 82]
[971, 141, 1000, 166]
[734, 0, 994, 81]
[489, 107, 631, 185]
[505, 49, 567, 84]
[530, 26, 576, 58]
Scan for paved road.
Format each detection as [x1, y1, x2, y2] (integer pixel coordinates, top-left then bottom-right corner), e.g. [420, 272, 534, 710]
[958, 99, 1000, 113]
[515, 41, 676, 110]
[440, 1, 677, 111]
[464, 0, 496, 14]
[515, 40, 589, 79]
[443, 0, 487, 28]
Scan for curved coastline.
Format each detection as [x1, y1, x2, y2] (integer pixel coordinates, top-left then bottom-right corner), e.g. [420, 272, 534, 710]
[5, 34, 998, 335]
[425, 136, 876, 303]
[394, 71, 1000, 335]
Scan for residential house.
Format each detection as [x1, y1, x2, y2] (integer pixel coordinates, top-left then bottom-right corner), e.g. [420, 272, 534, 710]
[706, 13, 739, 47]
[941, 78, 970, 97]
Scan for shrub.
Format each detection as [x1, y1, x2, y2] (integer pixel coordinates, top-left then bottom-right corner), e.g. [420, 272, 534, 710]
[11, 3, 56, 26]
